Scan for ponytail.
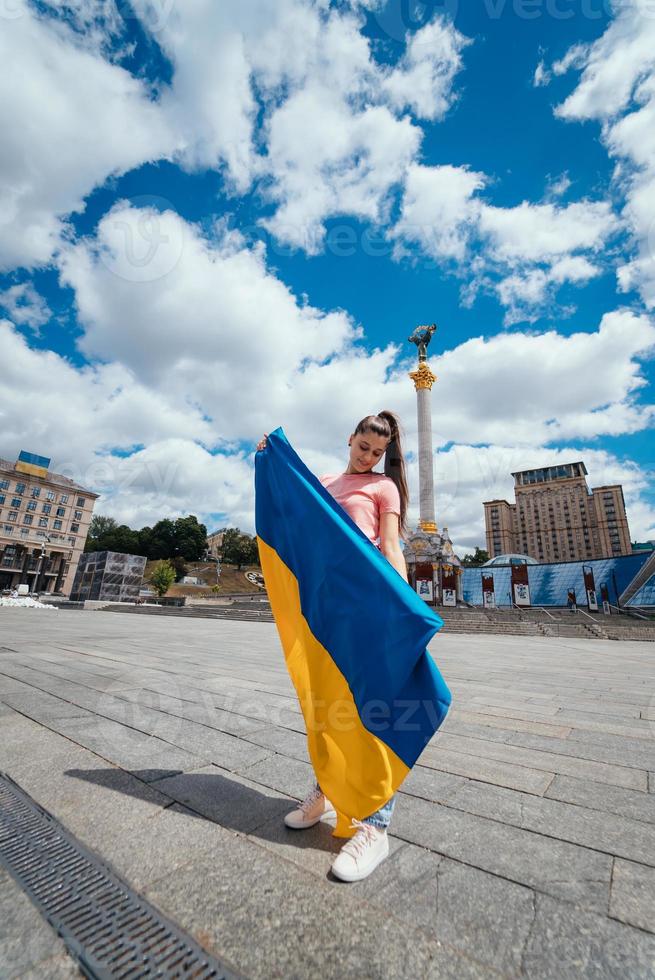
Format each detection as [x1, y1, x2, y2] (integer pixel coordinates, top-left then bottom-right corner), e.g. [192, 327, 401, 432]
[353, 410, 409, 535]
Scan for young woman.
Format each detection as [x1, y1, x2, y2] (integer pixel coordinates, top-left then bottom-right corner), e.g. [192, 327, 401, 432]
[256, 410, 409, 882]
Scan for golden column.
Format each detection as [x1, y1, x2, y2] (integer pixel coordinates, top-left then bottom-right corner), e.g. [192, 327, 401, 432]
[408, 325, 438, 534]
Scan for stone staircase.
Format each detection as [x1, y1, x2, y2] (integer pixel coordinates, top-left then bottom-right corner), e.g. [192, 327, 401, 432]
[104, 594, 654, 639]
[436, 607, 542, 637]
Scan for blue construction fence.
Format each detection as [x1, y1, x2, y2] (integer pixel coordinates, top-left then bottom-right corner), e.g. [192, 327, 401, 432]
[461, 553, 653, 608]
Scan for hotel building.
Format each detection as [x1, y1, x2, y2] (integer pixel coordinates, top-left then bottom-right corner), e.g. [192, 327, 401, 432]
[0, 451, 98, 595]
[484, 462, 631, 563]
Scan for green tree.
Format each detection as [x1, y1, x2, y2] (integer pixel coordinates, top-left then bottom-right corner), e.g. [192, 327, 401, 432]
[85, 515, 118, 552]
[85, 517, 143, 556]
[147, 519, 177, 559]
[174, 515, 208, 561]
[221, 528, 259, 569]
[150, 560, 176, 597]
[170, 555, 188, 582]
[461, 547, 490, 567]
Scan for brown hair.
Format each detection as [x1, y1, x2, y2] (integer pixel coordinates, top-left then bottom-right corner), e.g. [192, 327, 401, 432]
[353, 410, 409, 535]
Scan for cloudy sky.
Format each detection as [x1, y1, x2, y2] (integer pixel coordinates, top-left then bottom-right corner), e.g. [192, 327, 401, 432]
[1, 0, 654, 551]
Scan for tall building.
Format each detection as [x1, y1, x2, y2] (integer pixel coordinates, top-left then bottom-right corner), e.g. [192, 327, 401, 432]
[484, 462, 631, 563]
[0, 451, 98, 595]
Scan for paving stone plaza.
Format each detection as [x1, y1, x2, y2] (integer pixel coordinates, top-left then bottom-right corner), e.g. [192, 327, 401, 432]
[1, 608, 654, 978]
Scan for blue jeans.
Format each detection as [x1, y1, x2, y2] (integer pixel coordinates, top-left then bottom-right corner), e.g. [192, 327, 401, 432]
[317, 783, 395, 830]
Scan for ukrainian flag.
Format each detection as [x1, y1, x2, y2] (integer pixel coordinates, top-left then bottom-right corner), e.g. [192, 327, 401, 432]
[16, 450, 51, 479]
[255, 428, 451, 836]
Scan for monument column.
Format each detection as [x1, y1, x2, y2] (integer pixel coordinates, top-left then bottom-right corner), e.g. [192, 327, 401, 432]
[408, 325, 438, 533]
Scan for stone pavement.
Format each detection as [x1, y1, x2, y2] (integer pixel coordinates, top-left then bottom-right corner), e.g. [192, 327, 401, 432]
[0, 608, 654, 979]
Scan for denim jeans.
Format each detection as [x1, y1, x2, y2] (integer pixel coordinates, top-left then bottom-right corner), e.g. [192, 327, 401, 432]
[316, 783, 395, 830]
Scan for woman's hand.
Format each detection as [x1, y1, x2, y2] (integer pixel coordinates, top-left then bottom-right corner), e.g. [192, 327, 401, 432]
[256, 434, 268, 452]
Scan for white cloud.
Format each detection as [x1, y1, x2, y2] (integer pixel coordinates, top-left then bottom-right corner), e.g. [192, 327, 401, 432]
[60, 204, 358, 396]
[533, 60, 551, 88]
[128, 1, 468, 252]
[382, 18, 470, 121]
[546, 173, 572, 199]
[6, 220, 655, 545]
[391, 164, 486, 262]
[392, 167, 616, 322]
[554, 2, 655, 307]
[0, 3, 173, 271]
[0, 318, 213, 466]
[261, 94, 420, 252]
[437, 443, 655, 551]
[478, 200, 617, 262]
[0, 1, 470, 268]
[0, 283, 51, 331]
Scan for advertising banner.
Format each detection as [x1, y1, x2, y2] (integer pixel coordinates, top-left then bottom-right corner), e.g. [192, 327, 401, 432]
[415, 562, 435, 604]
[442, 565, 457, 607]
[482, 572, 495, 609]
[583, 565, 598, 611]
[511, 562, 531, 606]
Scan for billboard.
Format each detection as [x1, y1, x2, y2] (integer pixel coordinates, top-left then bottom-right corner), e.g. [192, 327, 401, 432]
[442, 565, 457, 607]
[415, 562, 435, 604]
[482, 572, 495, 609]
[583, 565, 598, 611]
[511, 562, 531, 606]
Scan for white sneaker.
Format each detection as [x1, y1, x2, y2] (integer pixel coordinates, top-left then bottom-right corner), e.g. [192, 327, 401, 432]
[284, 787, 336, 829]
[331, 820, 389, 882]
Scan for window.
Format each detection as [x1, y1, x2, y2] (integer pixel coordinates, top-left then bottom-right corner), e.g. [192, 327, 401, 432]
[60, 493, 69, 504]
[74, 510, 83, 521]
[0, 480, 8, 490]
[20, 528, 29, 538]
[46, 490, 55, 501]
[42, 503, 51, 514]
[71, 523, 80, 533]
[38, 517, 48, 527]
[15, 482, 25, 494]
[4, 525, 13, 536]
[0, 495, 4, 505]
[77, 497, 85, 507]
[8, 511, 17, 522]
[68, 536, 76, 546]
[31, 487, 40, 498]
[11, 497, 21, 508]
[27, 501, 37, 512]
[53, 519, 62, 530]
[56, 507, 65, 517]
[23, 515, 33, 525]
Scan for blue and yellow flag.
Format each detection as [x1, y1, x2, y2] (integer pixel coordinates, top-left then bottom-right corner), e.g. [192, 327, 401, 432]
[255, 428, 451, 836]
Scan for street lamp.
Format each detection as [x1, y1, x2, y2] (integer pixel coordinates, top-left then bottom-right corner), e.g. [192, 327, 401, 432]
[36, 535, 51, 596]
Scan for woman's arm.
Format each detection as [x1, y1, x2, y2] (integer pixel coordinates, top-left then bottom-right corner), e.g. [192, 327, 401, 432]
[379, 512, 408, 582]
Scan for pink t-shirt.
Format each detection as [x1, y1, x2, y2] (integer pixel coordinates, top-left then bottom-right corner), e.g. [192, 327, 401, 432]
[320, 472, 401, 544]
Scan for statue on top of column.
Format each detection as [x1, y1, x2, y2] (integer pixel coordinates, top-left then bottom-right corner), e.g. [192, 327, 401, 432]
[408, 323, 437, 362]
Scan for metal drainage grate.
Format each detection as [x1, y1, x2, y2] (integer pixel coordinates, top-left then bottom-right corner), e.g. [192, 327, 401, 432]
[0, 773, 240, 979]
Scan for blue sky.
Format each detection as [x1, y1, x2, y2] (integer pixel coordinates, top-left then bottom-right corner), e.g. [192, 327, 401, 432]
[0, 0, 653, 548]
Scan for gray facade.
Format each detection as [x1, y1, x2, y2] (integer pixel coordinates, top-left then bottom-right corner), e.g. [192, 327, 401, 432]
[70, 551, 146, 603]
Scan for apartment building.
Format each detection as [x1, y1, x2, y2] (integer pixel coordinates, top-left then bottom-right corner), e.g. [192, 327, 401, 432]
[0, 451, 98, 596]
[484, 462, 631, 563]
